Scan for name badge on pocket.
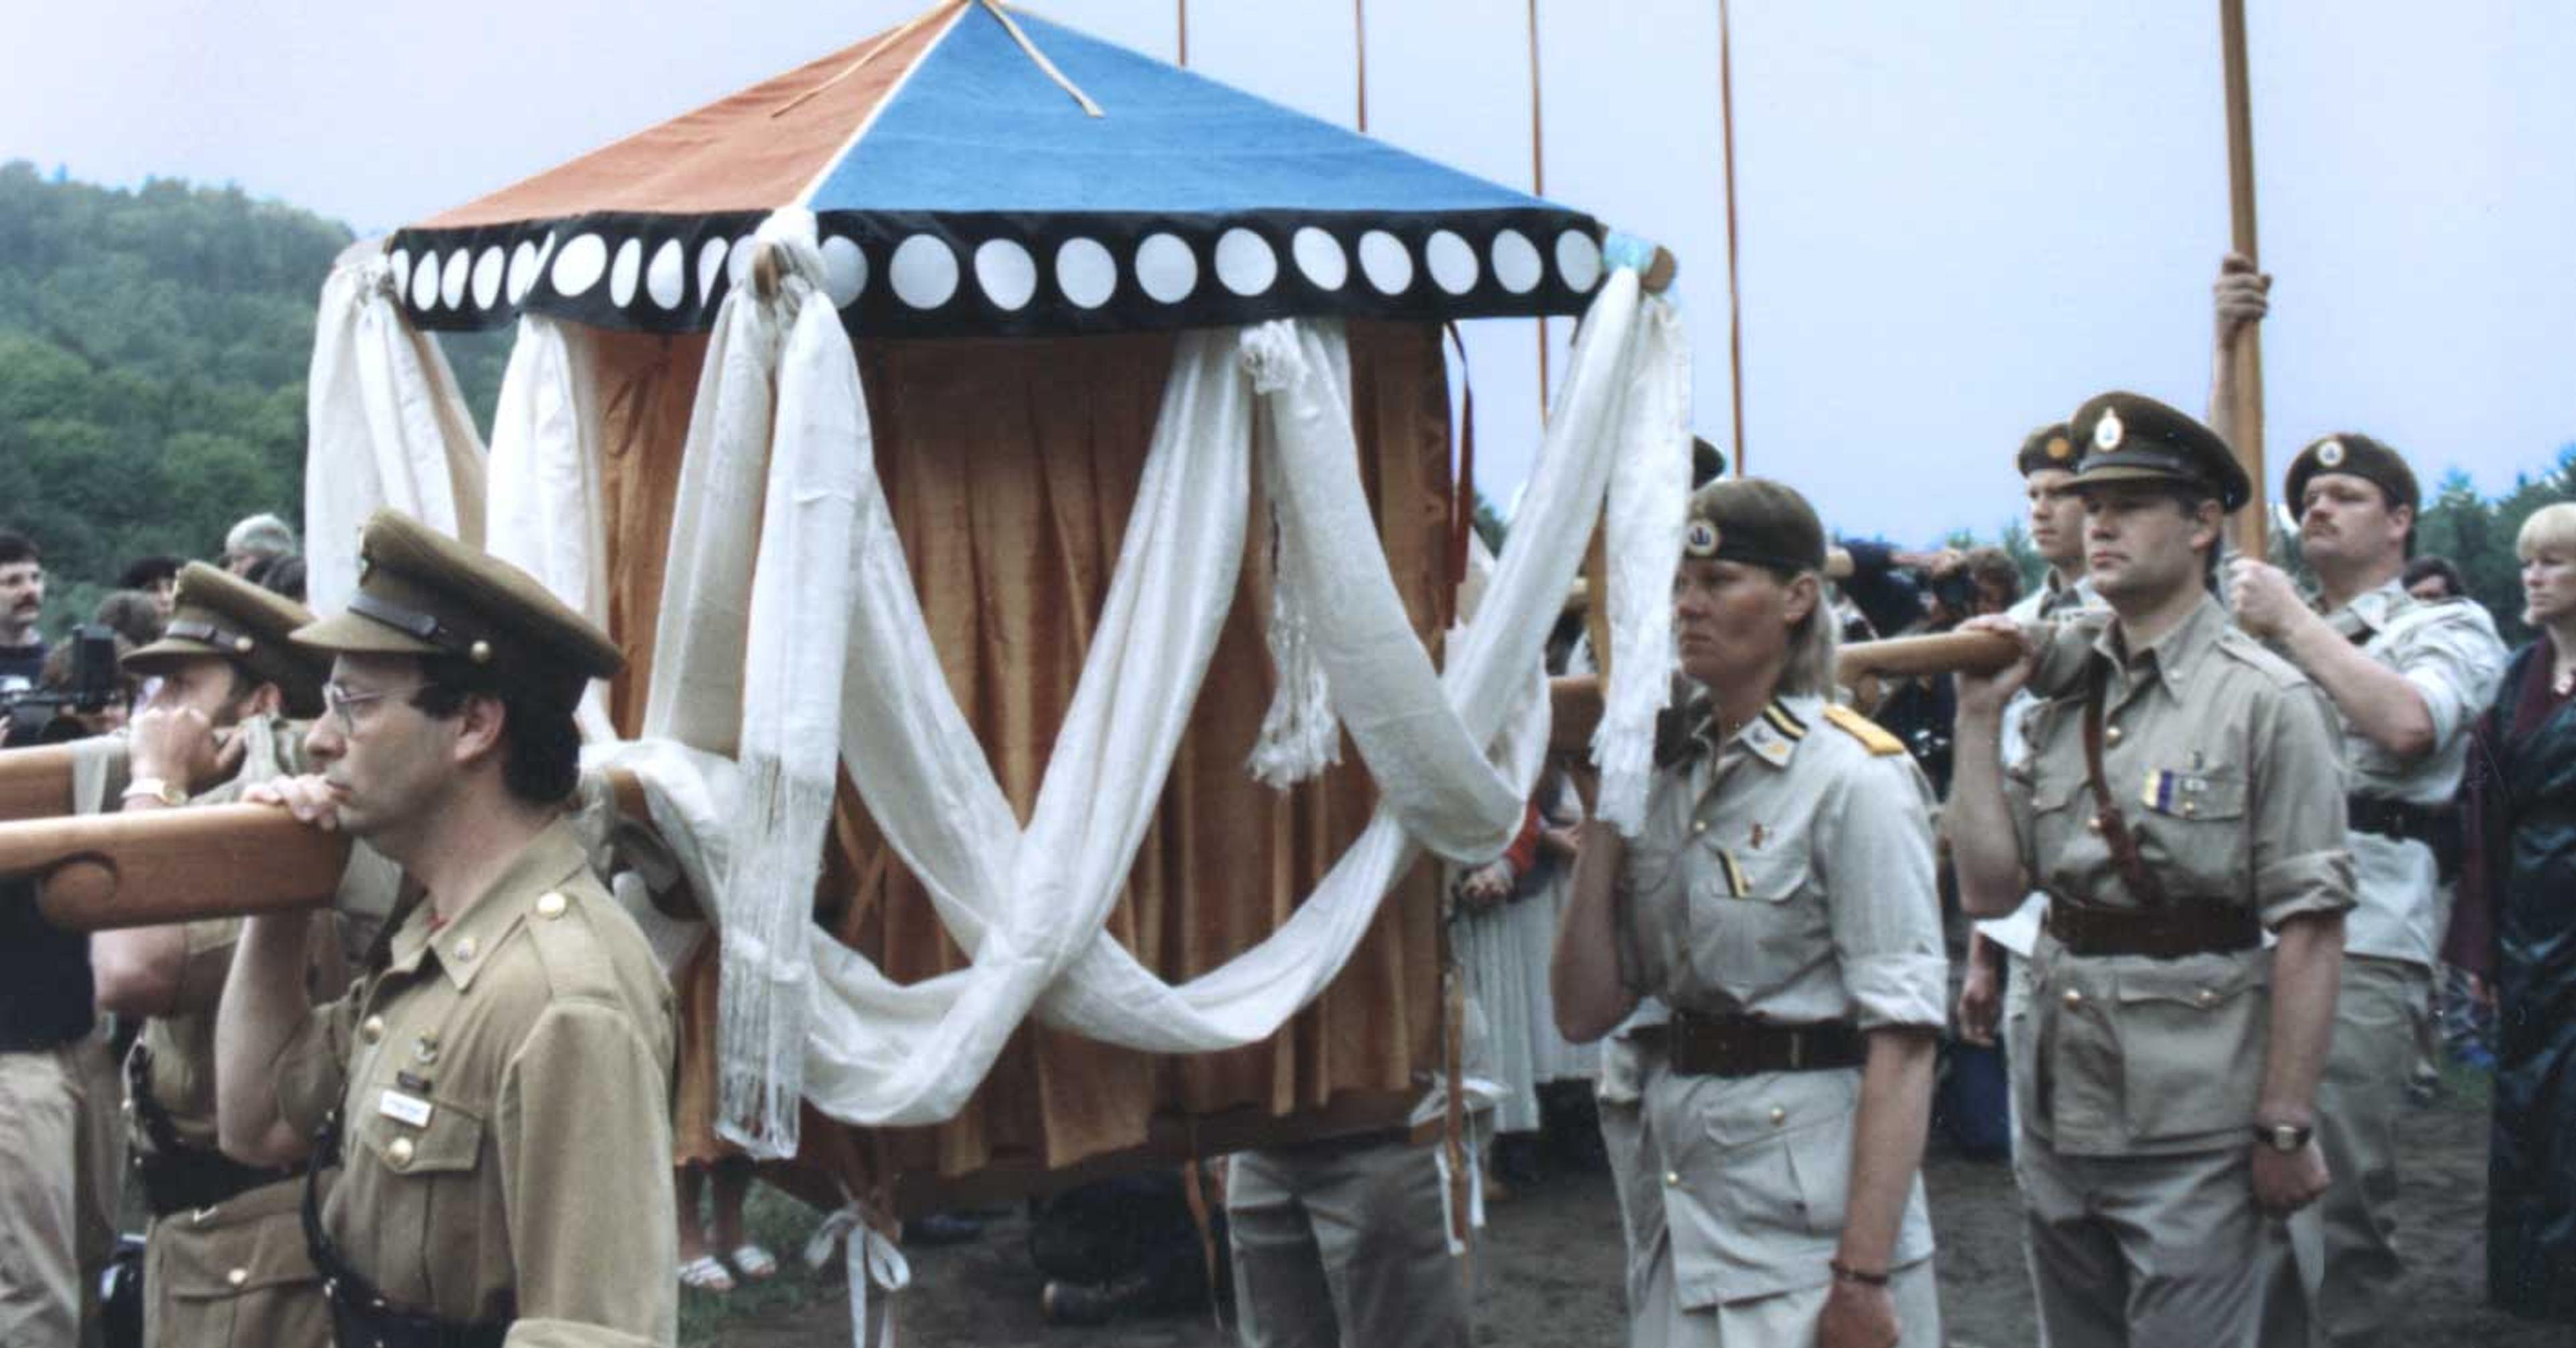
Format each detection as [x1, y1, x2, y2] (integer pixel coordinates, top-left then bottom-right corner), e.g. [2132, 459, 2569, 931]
[378, 1089, 433, 1129]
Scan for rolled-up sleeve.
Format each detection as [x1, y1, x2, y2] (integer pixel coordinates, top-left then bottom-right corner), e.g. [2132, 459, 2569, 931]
[2399, 609, 2508, 754]
[2253, 682, 2357, 929]
[1822, 754, 1949, 1029]
[498, 1001, 678, 1348]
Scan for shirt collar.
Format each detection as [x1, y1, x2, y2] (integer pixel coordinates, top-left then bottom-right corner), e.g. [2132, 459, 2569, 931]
[386, 817, 592, 992]
[2320, 577, 2410, 639]
[2094, 592, 2229, 692]
[1691, 692, 1820, 770]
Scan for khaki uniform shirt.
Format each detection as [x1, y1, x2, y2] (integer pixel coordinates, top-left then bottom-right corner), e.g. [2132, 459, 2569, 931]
[2316, 582, 2506, 967]
[1618, 694, 1947, 1307]
[2005, 595, 2355, 1157]
[273, 819, 678, 1347]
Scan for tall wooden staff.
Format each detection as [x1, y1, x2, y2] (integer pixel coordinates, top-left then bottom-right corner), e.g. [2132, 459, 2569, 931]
[2220, 0, 2268, 559]
[1718, 0, 1747, 474]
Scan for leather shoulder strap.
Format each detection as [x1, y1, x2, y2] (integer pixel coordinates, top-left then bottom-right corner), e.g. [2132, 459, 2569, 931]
[2082, 656, 2171, 909]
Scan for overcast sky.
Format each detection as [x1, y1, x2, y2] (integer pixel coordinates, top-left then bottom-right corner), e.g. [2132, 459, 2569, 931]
[5, 1, 2569, 543]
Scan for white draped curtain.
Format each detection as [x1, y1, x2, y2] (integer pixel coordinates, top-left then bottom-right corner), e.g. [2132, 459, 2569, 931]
[308, 209, 1690, 1159]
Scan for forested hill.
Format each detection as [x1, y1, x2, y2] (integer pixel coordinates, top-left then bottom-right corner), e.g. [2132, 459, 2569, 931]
[0, 162, 504, 626]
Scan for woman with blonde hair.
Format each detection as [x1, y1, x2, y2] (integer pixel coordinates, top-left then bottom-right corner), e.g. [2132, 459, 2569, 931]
[1552, 478, 1944, 1348]
[2457, 499, 2576, 1326]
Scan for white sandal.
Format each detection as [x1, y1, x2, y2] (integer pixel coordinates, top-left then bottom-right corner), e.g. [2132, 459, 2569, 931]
[730, 1243, 780, 1282]
[679, 1253, 735, 1293]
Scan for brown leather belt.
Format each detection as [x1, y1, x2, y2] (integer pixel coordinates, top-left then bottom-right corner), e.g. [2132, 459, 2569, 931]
[2045, 902, 2260, 960]
[1631, 1013, 1866, 1078]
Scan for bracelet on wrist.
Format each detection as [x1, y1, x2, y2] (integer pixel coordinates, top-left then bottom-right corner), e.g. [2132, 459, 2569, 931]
[1829, 1258, 1891, 1287]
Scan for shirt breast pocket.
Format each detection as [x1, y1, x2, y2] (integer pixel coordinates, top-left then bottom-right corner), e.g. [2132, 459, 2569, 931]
[1686, 836, 1816, 994]
[2132, 766, 2249, 900]
[356, 1092, 485, 1179]
[2112, 952, 2267, 1142]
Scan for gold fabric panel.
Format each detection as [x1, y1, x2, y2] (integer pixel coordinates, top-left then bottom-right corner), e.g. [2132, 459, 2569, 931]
[593, 322, 1453, 1183]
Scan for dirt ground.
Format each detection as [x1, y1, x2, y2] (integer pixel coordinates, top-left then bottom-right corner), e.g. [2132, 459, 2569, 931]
[706, 1078, 2573, 1347]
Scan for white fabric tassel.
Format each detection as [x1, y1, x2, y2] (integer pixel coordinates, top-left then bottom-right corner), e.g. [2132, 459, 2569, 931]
[1590, 301, 1693, 832]
[715, 209, 866, 1158]
[1243, 323, 1342, 788]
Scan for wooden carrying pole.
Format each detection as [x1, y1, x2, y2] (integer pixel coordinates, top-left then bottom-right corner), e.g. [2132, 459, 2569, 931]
[2220, 0, 2268, 560]
[0, 760, 663, 931]
[1546, 628, 2021, 751]
[0, 804, 350, 932]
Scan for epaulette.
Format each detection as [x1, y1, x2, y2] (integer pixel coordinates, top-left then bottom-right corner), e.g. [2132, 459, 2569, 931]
[522, 883, 621, 1004]
[1821, 703, 1907, 757]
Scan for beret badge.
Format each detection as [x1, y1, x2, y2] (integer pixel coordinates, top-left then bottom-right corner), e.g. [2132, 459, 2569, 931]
[2316, 439, 2346, 468]
[2047, 434, 2074, 462]
[1684, 519, 1722, 559]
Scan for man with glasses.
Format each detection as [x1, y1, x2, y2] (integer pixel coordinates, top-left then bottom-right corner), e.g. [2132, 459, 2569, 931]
[215, 510, 675, 1348]
[94, 561, 347, 1347]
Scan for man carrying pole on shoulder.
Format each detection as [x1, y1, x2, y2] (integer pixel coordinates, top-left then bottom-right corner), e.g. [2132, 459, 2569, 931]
[216, 510, 676, 1348]
[95, 562, 345, 1347]
[1948, 391, 2353, 1348]
[2212, 259, 2509, 1348]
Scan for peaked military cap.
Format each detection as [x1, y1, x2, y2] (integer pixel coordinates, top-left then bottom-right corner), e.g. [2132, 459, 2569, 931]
[2067, 391, 2252, 512]
[292, 511, 624, 709]
[1683, 478, 1827, 574]
[2016, 422, 2078, 477]
[123, 561, 328, 718]
[2286, 432, 2418, 517]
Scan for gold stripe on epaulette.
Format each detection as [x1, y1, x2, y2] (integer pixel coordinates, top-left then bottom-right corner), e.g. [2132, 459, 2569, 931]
[1821, 703, 1907, 756]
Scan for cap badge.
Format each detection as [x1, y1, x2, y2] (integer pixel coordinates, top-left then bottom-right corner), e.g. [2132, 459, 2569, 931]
[2094, 407, 2125, 452]
[2316, 439, 2347, 468]
[468, 639, 492, 665]
[232, 635, 255, 655]
[1684, 519, 1722, 558]
[2046, 434, 2073, 462]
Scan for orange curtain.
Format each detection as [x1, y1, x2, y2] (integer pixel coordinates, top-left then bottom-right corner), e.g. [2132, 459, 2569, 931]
[589, 321, 1454, 1191]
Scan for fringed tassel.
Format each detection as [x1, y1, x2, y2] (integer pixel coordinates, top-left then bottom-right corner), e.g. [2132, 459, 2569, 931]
[1591, 304, 1694, 832]
[714, 756, 834, 1157]
[1244, 322, 1341, 789]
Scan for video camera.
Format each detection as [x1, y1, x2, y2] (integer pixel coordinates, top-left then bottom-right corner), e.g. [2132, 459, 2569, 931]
[1, 625, 123, 745]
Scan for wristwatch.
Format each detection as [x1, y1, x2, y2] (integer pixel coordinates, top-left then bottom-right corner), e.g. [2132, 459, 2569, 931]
[2253, 1122, 2314, 1152]
[120, 776, 188, 808]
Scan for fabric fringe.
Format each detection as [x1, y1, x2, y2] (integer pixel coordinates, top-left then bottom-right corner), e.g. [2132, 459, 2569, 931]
[1591, 301, 1693, 833]
[1243, 323, 1341, 788]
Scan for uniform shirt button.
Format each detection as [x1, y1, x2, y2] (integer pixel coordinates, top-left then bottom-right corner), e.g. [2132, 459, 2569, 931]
[1769, 1106, 1787, 1127]
[2062, 988, 2084, 1008]
[1663, 1170, 1682, 1188]
[1690, 821, 1708, 836]
[2086, 815, 2105, 834]
[386, 1137, 416, 1169]
[2182, 801, 2199, 818]
[226, 1267, 249, 1288]
[535, 891, 568, 919]
[361, 1015, 386, 1043]
[453, 937, 478, 962]
[2196, 988, 2218, 1006]
[2105, 725, 2124, 746]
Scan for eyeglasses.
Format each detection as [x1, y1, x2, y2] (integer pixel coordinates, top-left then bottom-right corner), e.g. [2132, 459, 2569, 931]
[321, 682, 428, 733]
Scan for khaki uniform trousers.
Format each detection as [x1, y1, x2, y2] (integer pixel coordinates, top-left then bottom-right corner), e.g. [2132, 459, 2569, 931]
[2260, 956, 2430, 1348]
[2020, 1135, 2280, 1348]
[1598, 1033, 1667, 1328]
[0, 1034, 123, 1348]
[142, 1178, 327, 1348]
[1226, 1138, 1467, 1348]
[1630, 1246, 1939, 1348]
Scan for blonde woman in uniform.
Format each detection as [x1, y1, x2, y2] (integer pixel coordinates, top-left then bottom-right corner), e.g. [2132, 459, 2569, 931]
[1553, 478, 1945, 1348]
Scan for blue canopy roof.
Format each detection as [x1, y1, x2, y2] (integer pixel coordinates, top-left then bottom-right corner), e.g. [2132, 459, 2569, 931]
[390, 1, 1607, 338]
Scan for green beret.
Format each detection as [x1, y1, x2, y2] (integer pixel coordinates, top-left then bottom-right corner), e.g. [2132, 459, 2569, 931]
[292, 511, 624, 708]
[1682, 478, 1827, 574]
[123, 561, 329, 718]
[2285, 433, 2418, 517]
[2016, 422, 2078, 477]
[2067, 391, 2251, 512]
